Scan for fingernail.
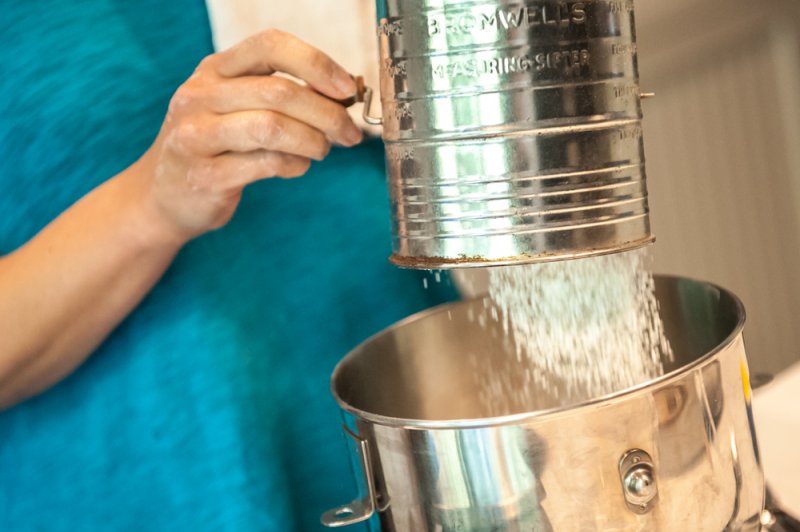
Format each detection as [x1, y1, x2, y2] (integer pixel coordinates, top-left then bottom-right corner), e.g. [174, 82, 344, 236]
[333, 71, 357, 98]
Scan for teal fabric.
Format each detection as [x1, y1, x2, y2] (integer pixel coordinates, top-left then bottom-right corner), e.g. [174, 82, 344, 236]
[0, 1, 456, 530]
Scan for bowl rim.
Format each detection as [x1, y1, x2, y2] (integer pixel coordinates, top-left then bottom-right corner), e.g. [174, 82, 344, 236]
[330, 273, 747, 430]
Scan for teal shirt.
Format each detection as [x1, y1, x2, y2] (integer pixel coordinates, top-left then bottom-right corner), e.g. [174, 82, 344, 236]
[0, 1, 455, 530]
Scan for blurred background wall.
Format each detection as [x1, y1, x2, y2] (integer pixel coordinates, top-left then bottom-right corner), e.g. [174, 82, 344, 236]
[637, 0, 800, 375]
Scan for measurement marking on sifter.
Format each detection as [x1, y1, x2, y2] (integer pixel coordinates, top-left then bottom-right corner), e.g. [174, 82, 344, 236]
[608, 0, 636, 14]
[381, 58, 407, 79]
[393, 102, 413, 121]
[619, 124, 644, 140]
[614, 84, 641, 99]
[377, 18, 403, 36]
[612, 43, 638, 56]
[386, 147, 415, 162]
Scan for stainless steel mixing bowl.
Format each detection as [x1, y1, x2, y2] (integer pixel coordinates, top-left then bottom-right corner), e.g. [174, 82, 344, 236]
[322, 276, 764, 530]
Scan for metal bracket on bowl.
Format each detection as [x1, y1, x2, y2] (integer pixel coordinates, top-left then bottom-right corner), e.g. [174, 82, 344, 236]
[362, 87, 383, 126]
[619, 449, 659, 514]
[321, 427, 378, 528]
[762, 488, 800, 531]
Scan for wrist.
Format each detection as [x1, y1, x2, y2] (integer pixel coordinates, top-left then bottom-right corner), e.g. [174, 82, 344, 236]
[111, 154, 192, 253]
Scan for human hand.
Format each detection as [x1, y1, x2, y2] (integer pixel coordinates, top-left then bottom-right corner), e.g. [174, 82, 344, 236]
[132, 29, 364, 244]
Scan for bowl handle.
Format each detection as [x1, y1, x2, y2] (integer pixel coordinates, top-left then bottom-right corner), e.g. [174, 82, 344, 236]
[321, 427, 378, 528]
[763, 488, 800, 531]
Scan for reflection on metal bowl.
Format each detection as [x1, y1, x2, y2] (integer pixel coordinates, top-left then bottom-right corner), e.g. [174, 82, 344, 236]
[323, 276, 764, 531]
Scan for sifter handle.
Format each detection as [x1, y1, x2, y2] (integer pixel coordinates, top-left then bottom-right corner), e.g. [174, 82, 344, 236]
[361, 87, 383, 126]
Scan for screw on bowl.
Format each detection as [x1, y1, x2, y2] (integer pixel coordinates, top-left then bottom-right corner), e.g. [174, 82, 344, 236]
[619, 449, 659, 514]
[625, 466, 657, 500]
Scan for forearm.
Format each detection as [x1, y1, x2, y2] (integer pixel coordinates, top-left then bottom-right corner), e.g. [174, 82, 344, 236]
[0, 159, 185, 409]
[0, 30, 363, 410]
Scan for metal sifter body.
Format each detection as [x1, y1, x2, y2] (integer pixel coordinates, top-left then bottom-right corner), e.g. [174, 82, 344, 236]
[369, 0, 654, 269]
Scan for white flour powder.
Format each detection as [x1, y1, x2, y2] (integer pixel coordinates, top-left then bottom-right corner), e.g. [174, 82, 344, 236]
[479, 249, 672, 412]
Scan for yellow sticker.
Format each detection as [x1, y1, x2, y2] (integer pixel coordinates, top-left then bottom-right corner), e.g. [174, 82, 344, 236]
[740, 359, 752, 403]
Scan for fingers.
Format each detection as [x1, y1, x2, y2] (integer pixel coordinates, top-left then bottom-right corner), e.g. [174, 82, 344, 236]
[187, 151, 312, 191]
[170, 110, 331, 159]
[211, 29, 357, 100]
[209, 76, 362, 146]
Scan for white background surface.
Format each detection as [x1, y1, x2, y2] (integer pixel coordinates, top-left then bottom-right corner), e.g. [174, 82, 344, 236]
[637, 0, 800, 378]
[754, 363, 800, 515]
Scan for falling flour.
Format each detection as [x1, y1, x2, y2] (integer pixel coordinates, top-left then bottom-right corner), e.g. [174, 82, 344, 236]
[476, 249, 672, 413]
